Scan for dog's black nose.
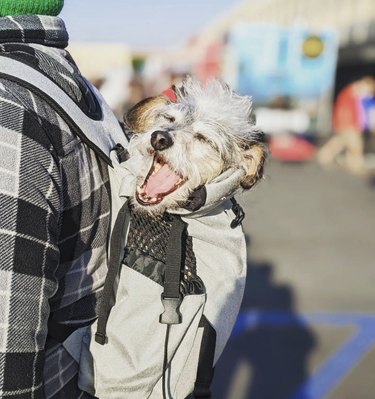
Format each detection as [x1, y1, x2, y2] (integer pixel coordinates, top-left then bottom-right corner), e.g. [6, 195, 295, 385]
[151, 130, 173, 151]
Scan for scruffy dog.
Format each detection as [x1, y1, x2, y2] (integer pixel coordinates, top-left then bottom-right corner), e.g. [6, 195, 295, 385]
[124, 77, 267, 214]
[72, 78, 268, 399]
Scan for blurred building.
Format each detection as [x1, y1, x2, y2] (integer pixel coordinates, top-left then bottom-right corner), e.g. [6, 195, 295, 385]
[68, 43, 132, 81]
[68, 43, 133, 117]
[199, 0, 374, 44]
[197, 0, 375, 91]
[190, 0, 375, 137]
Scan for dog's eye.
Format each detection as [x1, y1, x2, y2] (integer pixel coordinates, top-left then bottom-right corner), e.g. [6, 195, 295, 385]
[161, 114, 175, 123]
[194, 133, 219, 151]
[194, 133, 208, 142]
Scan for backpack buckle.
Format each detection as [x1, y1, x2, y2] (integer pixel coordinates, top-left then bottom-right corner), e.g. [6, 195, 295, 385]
[95, 332, 108, 345]
[159, 295, 183, 325]
[230, 198, 245, 229]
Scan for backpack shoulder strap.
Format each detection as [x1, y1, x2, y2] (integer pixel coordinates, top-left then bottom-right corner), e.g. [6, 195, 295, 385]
[0, 55, 128, 164]
[0, 55, 130, 343]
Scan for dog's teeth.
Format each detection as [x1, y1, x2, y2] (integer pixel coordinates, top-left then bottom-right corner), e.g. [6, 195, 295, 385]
[153, 163, 162, 174]
[173, 178, 183, 188]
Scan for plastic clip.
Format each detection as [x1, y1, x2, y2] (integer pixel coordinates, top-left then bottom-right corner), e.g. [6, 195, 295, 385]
[95, 332, 108, 345]
[230, 198, 245, 229]
[113, 143, 130, 163]
[159, 295, 183, 325]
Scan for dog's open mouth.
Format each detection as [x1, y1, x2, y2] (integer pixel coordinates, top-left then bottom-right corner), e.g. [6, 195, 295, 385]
[136, 155, 184, 205]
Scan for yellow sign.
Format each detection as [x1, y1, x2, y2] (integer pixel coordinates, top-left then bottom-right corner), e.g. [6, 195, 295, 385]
[302, 36, 324, 58]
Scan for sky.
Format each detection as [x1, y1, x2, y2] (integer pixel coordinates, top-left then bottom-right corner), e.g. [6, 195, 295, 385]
[61, 0, 243, 50]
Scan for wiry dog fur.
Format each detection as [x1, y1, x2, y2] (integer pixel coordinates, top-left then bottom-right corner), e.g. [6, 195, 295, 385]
[124, 78, 267, 215]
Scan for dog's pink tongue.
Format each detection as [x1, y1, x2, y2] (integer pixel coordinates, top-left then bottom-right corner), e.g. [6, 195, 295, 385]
[145, 164, 180, 197]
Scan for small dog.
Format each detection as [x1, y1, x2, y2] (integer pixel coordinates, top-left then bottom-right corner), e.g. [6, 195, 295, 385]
[73, 78, 269, 399]
[124, 77, 267, 215]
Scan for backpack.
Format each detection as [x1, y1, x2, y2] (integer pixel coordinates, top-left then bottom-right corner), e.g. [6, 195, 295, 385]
[0, 56, 247, 399]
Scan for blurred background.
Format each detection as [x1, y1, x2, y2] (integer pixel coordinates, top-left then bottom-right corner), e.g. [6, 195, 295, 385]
[61, 1, 375, 398]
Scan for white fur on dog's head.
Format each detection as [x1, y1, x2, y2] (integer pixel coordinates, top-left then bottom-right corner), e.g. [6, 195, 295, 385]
[124, 77, 267, 215]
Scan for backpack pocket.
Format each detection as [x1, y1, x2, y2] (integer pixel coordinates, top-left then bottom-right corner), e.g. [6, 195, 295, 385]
[76, 265, 207, 399]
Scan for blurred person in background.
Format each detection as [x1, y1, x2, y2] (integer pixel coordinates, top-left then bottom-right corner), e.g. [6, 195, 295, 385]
[317, 76, 375, 174]
[0, 0, 119, 397]
[362, 88, 375, 144]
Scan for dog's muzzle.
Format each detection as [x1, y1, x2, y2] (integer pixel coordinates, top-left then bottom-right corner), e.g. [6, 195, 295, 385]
[151, 130, 173, 151]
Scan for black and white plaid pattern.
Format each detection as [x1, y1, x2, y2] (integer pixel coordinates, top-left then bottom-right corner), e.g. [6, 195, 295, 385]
[0, 16, 111, 398]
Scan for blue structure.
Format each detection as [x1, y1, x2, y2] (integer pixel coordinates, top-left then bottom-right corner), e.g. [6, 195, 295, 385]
[228, 23, 338, 102]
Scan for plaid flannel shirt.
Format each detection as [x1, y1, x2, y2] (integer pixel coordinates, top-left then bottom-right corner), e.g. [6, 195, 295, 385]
[0, 16, 112, 398]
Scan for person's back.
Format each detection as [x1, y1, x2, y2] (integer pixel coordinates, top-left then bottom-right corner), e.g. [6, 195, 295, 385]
[332, 83, 362, 134]
[0, 2, 113, 397]
[318, 77, 375, 174]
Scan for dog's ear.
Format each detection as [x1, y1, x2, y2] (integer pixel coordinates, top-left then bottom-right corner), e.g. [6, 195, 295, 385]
[241, 140, 267, 190]
[124, 96, 170, 133]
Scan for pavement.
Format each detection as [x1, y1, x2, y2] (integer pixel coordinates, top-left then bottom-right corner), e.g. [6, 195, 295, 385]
[211, 160, 375, 399]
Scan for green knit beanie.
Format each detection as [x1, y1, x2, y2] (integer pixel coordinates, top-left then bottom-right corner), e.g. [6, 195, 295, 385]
[0, 0, 64, 16]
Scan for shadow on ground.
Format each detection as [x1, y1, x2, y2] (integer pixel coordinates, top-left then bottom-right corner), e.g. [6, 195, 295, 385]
[212, 236, 316, 399]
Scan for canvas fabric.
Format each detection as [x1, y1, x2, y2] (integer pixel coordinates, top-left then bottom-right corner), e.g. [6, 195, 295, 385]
[64, 153, 247, 398]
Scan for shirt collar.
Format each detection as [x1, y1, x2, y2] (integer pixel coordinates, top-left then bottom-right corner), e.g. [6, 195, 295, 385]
[0, 15, 68, 48]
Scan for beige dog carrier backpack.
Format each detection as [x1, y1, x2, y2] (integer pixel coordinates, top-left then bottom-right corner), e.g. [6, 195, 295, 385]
[0, 56, 248, 399]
